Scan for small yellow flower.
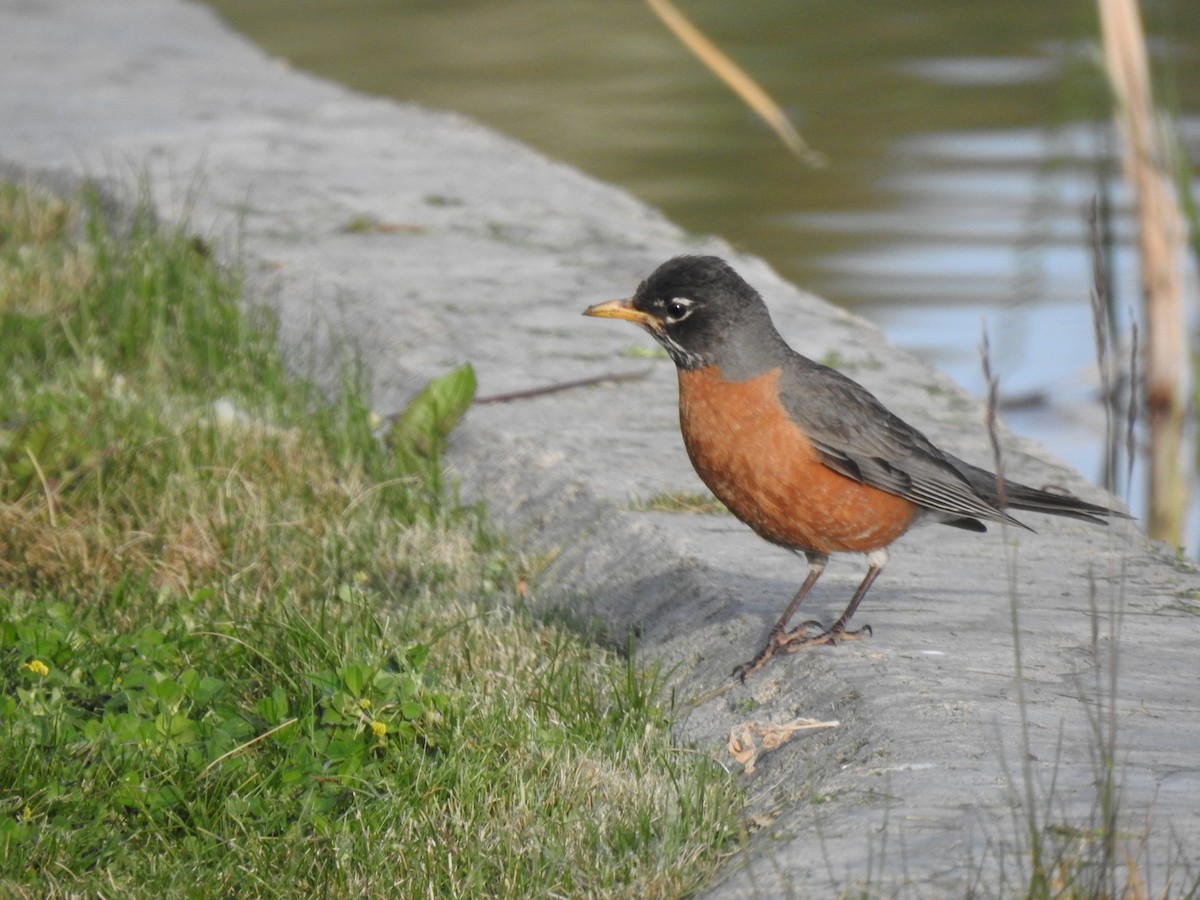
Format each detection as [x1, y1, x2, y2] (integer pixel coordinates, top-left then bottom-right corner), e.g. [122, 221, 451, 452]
[358, 697, 372, 710]
[22, 660, 49, 677]
[370, 720, 387, 738]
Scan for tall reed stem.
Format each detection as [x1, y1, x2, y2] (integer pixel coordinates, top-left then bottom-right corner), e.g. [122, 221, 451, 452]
[1097, 0, 1191, 544]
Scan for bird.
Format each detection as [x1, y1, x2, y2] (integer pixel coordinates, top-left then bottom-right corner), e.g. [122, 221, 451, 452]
[583, 255, 1128, 680]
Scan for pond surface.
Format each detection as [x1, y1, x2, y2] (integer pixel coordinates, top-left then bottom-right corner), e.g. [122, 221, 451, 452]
[205, 0, 1200, 542]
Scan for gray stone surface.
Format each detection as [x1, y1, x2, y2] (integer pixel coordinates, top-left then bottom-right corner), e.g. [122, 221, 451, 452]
[3, 1, 1198, 895]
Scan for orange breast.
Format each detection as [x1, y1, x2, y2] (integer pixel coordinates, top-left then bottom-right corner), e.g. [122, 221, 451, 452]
[677, 366, 918, 555]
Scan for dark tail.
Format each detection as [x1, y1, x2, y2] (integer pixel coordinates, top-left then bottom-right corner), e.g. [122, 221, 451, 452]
[953, 459, 1130, 528]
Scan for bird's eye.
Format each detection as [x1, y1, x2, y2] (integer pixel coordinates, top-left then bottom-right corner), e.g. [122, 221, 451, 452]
[663, 297, 694, 323]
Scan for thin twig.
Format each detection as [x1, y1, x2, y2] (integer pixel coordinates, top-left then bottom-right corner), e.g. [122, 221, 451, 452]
[1088, 196, 1119, 493]
[1088, 198, 1112, 391]
[25, 448, 58, 528]
[199, 717, 299, 778]
[473, 370, 651, 405]
[980, 325, 1008, 510]
[1126, 321, 1139, 497]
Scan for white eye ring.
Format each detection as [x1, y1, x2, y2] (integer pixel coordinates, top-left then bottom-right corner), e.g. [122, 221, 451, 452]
[664, 297, 695, 324]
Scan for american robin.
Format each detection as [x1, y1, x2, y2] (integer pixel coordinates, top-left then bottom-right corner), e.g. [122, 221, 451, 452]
[584, 255, 1127, 680]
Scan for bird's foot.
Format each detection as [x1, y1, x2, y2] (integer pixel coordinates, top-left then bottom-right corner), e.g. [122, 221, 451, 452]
[732, 620, 822, 682]
[733, 621, 873, 681]
[781, 622, 872, 652]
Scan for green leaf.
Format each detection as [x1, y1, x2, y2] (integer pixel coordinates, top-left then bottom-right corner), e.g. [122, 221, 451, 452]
[91, 662, 115, 688]
[399, 700, 423, 721]
[191, 675, 227, 706]
[386, 363, 476, 462]
[306, 670, 339, 695]
[255, 685, 289, 724]
[151, 678, 184, 709]
[338, 664, 367, 697]
[320, 705, 351, 727]
[405, 643, 431, 670]
[157, 711, 196, 742]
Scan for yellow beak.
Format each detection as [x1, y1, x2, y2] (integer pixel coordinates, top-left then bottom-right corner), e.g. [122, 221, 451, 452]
[582, 297, 658, 328]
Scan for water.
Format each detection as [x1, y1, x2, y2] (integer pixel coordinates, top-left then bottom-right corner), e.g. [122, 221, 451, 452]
[204, 0, 1200, 543]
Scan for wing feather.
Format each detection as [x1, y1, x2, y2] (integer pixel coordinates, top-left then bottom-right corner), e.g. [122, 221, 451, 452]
[776, 361, 1026, 528]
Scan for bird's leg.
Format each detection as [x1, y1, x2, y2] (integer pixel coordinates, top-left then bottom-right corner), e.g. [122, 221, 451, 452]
[733, 552, 827, 682]
[782, 547, 888, 651]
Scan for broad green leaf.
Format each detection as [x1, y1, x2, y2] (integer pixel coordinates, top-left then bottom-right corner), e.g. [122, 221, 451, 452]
[386, 363, 476, 462]
[339, 664, 367, 696]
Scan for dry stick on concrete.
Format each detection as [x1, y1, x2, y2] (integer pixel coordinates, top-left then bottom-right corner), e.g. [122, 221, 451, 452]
[1098, 0, 1192, 545]
[474, 370, 651, 405]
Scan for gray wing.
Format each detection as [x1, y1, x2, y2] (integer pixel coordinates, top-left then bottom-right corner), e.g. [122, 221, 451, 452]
[777, 361, 1028, 529]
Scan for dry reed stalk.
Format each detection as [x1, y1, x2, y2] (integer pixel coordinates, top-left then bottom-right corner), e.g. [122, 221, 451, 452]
[644, 0, 824, 167]
[1097, 0, 1191, 544]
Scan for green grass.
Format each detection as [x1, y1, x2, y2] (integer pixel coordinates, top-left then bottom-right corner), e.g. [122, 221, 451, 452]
[0, 181, 743, 896]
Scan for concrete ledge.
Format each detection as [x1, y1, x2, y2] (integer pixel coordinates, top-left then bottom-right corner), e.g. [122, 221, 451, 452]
[4, 1, 1199, 894]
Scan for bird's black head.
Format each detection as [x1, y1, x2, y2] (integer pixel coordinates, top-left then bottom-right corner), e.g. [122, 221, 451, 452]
[584, 255, 780, 371]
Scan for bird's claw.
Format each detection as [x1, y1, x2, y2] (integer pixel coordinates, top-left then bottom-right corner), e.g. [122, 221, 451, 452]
[782, 622, 872, 652]
[735, 621, 873, 680]
[733, 621, 814, 681]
